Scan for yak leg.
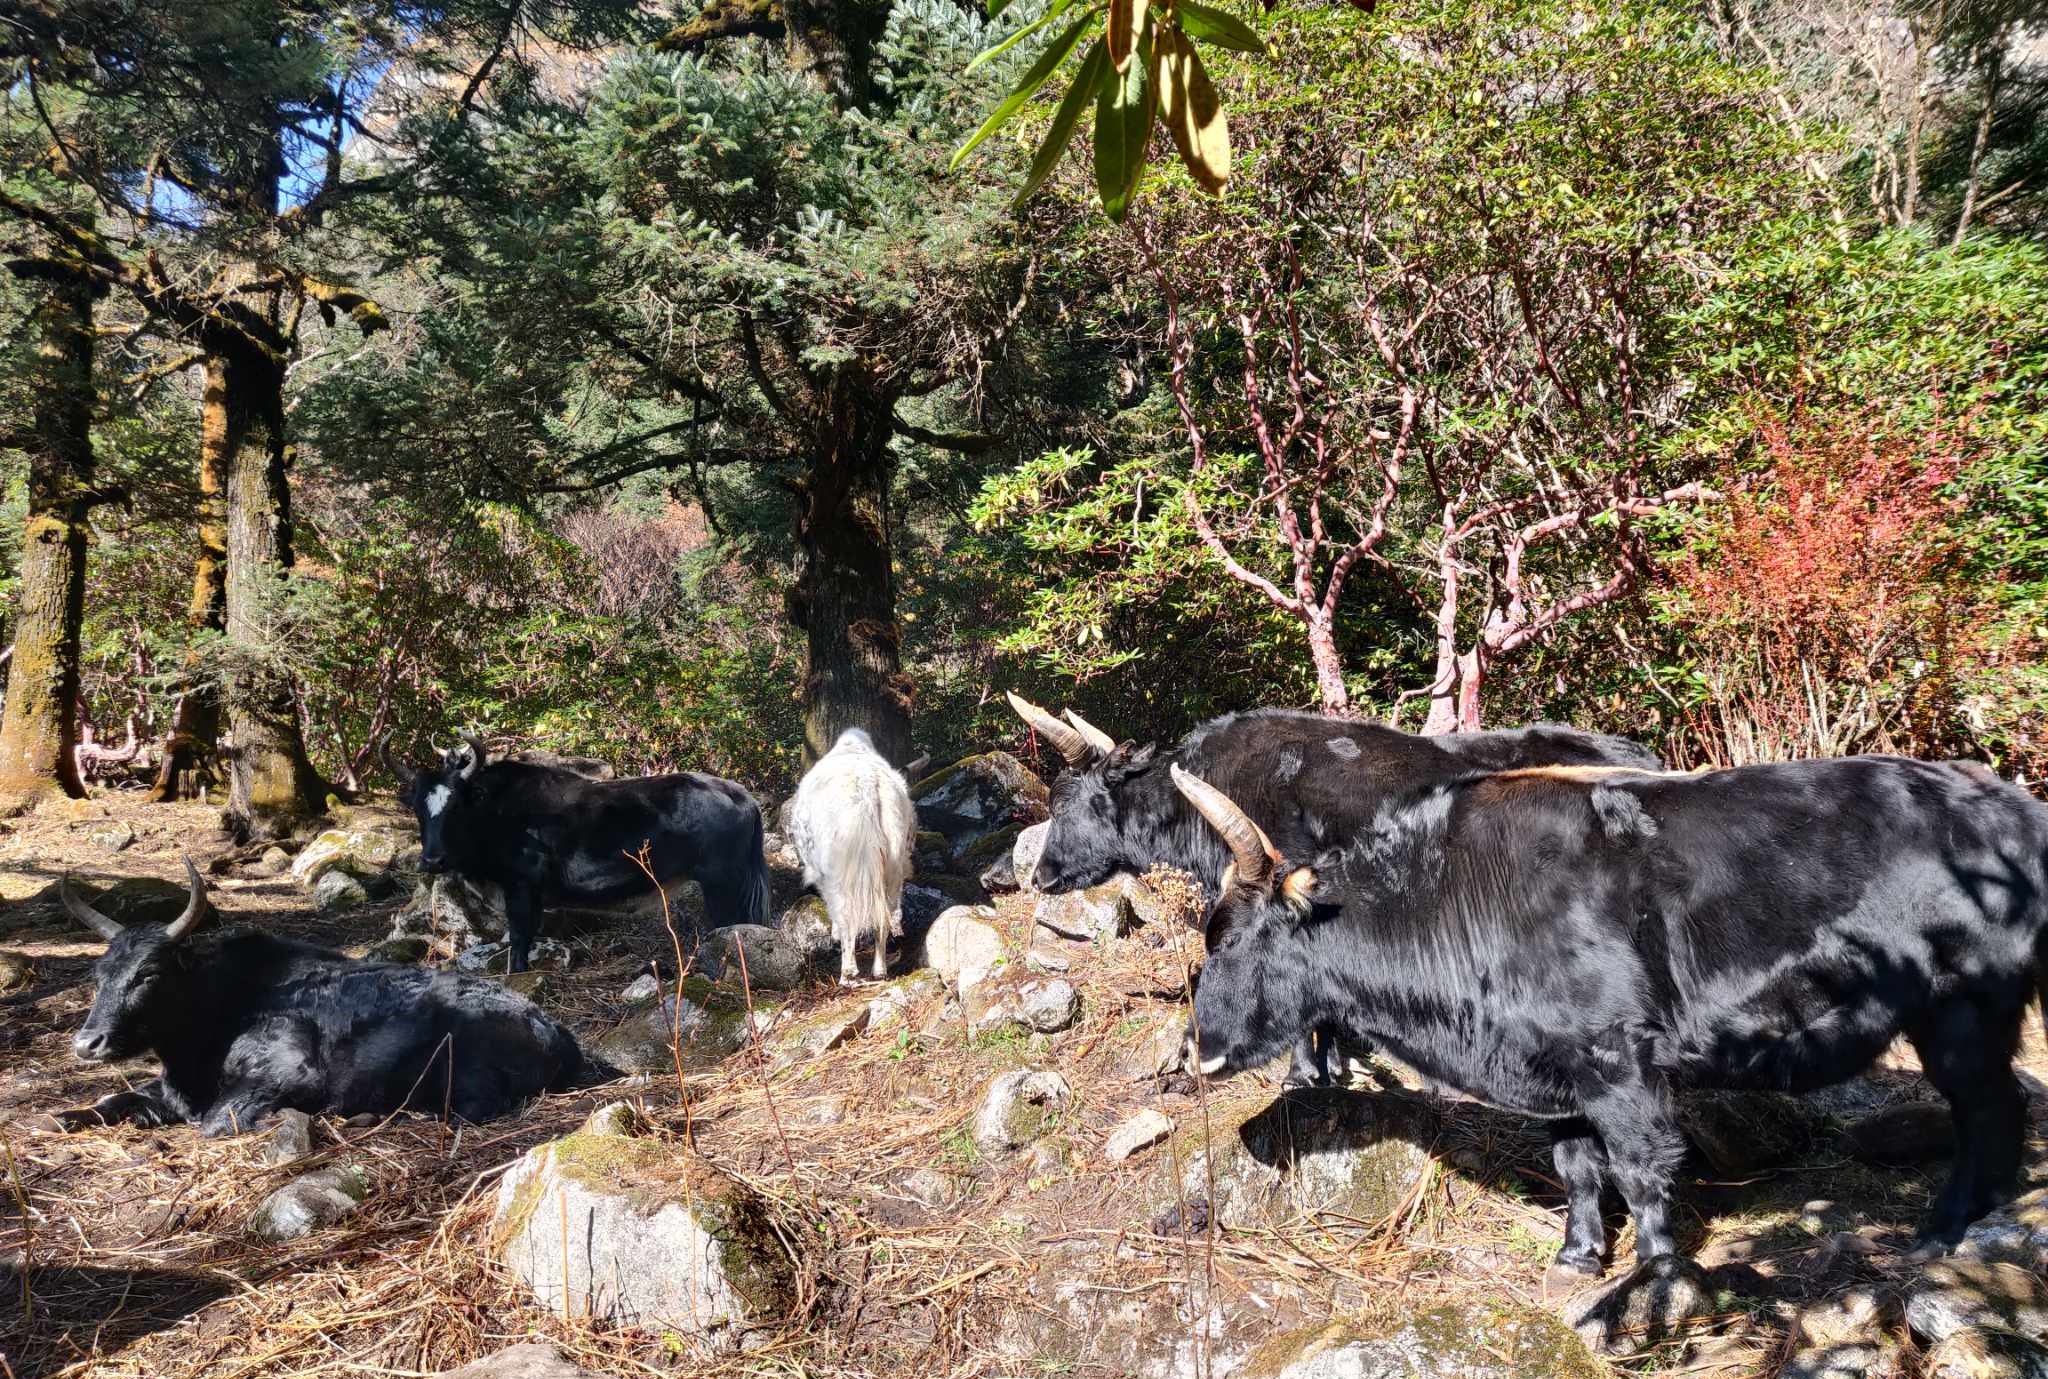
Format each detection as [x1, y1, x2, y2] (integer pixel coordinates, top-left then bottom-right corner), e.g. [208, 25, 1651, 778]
[51, 1078, 188, 1131]
[1285, 1029, 1333, 1089]
[836, 904, 860, 983]
[1547, 1117, 1613, 1280]
[504, 886, 539, 975]
[1909, 992, 2028, 1248]
[1580, 1044, 1686, 1263]
[201, 1019, 324, 1137]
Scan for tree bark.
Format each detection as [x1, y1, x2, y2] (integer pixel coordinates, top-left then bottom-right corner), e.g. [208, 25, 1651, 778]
[0, 260, 99, 810]
[1953, 38, 2004, 246]
[147, 356, 230, 802]
[780, 0, 888, 108]
[216, 321, 327, 838]
[789, 375, 912, 766]
[1304, 613, 1349, 715]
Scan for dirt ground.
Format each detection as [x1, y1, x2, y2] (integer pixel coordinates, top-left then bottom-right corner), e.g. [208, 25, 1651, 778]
[0, 793, 2042, 1379]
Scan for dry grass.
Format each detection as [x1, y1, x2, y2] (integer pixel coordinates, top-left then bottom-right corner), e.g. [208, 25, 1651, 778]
[1, 798, 2042, 1378]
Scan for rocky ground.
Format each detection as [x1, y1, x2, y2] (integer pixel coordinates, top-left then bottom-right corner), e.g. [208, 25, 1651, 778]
[2, 755, 2048, 1379]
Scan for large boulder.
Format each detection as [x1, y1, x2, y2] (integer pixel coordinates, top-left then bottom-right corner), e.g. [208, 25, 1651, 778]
[963, 974, 1079, 1035]
[1905, 1260, 2048, 1347]
[777, 895, 835, 963]
[388, 874, 508, 955]
[973, 1069, 1071, 1154]
[1158, 1089, 1442, 1234]
[1564, 1257, 1722, 1357]
[1034, 881, 1137, 944]
[1679, 1090, 1823, 1177]
[248, 1164, 370, 1242]
[312, 870, 372, 912]
[912, 752, 1048, 848]
[592, 985, 755, 1075]
[954, 823, 1026, 879]
[917, 905, 1009, 992]
[1839, 1102, 1955, 1165]
[291, 825, 408, 888]
[493, 1108, 797, 1348]
[699, 924, 821, 991]
[1252, 1308, 1603, 1379]
[1954, 1187, 2048, 1273]
[436, 1343, 591, 1379]
[1010, 822, 1050, 892]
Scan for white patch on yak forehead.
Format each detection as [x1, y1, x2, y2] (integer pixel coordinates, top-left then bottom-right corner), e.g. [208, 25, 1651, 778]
[424, 785, 453, 818]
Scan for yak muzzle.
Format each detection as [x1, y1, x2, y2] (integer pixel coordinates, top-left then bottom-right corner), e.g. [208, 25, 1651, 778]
[1182, 1026, 1231, 1079]
[71, 1030, 114, 1063]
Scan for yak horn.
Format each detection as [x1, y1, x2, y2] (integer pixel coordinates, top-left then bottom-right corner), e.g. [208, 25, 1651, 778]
[59, 875, 124, 942]
[1169, 763, 1279, 888]
[1005, 691, 1092, 767]
[378, 734, 417, 790]
[1062, 708, 1117, 758]
[162, 855, 211, 941]
[459, 731, 488, 776]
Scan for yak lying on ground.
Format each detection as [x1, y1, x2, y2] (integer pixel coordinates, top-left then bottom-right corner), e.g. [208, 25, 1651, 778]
[787, 727, 917, 982]
[1004, 694, 1660, 1083]
[1169, 756, 2048, 1281]
[388, 735, 770, 973]
[53, 859, 588, 1135]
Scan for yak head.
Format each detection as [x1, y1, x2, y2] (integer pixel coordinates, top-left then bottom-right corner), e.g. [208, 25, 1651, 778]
[1169, 765, 1321, 1080]
[1004, 692, 1158, 893]
[385, 732, 488, 874]
[63, 857, 213, 1063]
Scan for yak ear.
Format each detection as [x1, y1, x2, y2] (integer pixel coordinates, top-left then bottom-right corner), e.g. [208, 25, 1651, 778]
[1280, 866, 1319, 912]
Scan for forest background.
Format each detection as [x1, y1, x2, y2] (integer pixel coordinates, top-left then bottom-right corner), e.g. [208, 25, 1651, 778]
[3, 0, 2046, 836]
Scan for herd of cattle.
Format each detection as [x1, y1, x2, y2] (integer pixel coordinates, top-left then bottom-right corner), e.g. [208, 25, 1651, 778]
[40, 699, 2048, 1286]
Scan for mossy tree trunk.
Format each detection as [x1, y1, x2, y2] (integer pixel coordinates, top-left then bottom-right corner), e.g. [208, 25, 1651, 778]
[790, 374, 912, 766]
[216, 317, 326, 839]
[147, 356, 229, 802]
[0, 257, 105, 812]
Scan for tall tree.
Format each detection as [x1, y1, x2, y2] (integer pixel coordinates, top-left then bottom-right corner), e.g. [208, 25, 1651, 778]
[0, 235, 112, 809]
[7, 0, 644, 833]
[323, 0, 1047, 766]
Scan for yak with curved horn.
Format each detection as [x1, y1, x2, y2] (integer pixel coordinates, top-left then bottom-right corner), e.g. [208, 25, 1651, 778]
[1171, 750, 2048, 1284]
[53, 854, 592, 1136]
[1013, 696, 1661, 1087]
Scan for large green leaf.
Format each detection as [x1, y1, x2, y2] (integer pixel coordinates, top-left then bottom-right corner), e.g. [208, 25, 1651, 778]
[1174, 0, 1266, 55]
[1094, 28, 1153, 221]
[967, 0, 1081, 74]
[952, 10, 1101, 171]
[1153, 26, 1230, 195]
[1012, 37, 1109, 209]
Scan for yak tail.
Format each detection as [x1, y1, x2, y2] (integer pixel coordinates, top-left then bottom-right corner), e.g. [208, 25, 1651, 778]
[741, 804, 772, 924]
[831, 832, 897, 974]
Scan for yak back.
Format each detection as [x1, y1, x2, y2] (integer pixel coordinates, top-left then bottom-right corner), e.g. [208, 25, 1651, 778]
[1160, 710, 1657, 883]
[1305, 755, 2048, 1093]
[150, 928, 583, 1112]
[451, 761, 758, 877]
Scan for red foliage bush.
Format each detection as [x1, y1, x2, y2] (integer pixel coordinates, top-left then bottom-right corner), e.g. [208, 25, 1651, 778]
[1669, 409, 1993, 764]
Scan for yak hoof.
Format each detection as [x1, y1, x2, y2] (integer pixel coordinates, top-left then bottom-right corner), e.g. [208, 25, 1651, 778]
[46, 1108, 97, 1133]
[1902, 1236, 1957, 1266]
[1542, 1258, 1604, 1301]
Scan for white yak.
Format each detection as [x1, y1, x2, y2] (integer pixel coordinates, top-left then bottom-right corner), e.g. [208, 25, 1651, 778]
[787, 728, 917, 982]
